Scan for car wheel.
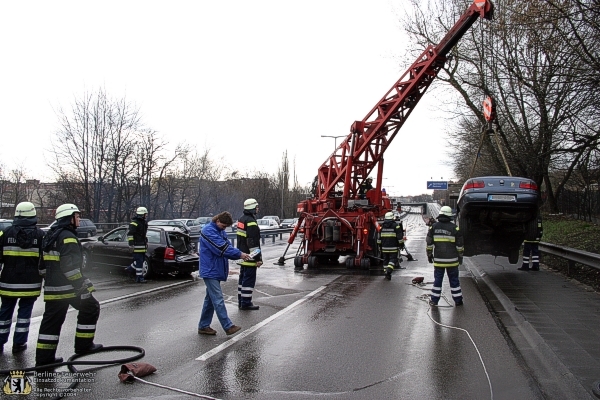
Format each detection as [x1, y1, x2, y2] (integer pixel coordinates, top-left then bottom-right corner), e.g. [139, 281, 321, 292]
[82, 251, 91, 269]
[508, 248, 520, 264]
[142, 257, 153, 279]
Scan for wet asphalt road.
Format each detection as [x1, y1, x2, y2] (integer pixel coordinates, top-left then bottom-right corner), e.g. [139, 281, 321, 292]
[0, 214, 556, 399]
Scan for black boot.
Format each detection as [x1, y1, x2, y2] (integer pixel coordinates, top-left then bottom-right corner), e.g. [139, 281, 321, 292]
[385, 267, 393, 280]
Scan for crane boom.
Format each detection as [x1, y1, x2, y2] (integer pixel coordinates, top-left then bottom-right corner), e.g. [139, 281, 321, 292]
[316, 0, 494, 204]
[282, 0, 494, 271]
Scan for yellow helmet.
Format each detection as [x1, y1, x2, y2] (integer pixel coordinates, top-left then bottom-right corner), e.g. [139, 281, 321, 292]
[136, 206, 148, 215]
[55, 203, 80, 220]
[15, 202, 36, 217]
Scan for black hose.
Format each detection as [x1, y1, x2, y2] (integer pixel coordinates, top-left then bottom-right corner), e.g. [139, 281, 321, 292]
[0, 345, 145, 400]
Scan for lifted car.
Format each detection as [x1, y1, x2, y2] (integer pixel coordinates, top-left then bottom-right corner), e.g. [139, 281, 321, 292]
[81, 226, 199, 279]
[456, 176, 540, 264]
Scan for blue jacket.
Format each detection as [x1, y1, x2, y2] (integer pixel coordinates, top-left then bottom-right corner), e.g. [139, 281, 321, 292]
[199, 221, 242, 281]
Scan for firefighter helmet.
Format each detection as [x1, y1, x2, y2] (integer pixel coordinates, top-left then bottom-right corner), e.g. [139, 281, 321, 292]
[136, 206, 148, 215]
[15, 202, 36, 217]
[244, 198, 259, 210]
[439, 206, 453, 217]
[55, 203, 80, 220]
[384, 212, 394, 220]
[366, 176, 373, 182]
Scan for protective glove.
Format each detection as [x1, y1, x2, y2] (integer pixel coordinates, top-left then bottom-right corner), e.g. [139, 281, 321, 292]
[427, 254, 434, 264]
[458, 256, 464, 265]
[75, 278, 96, 299]
[39, 268, 46, 277]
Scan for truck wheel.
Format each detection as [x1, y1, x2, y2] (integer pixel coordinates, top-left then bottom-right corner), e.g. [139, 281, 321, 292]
[294, 256, 304, 270]
[307, 256, 318, 269]
[345, 257, 355, 268]
[360, 258, 370, 269]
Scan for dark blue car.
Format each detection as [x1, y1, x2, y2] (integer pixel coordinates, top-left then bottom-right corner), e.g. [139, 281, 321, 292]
[456, 176, 540, 264]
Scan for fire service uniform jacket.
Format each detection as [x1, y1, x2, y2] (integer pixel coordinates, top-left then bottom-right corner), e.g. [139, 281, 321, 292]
[524, 216, 543, 243]
[128, 215, 148, 253]
[41, 224, 95, 300]
[0, 218, 44, 298]
[378, 220, 404, 253]
[426, 214, 464, 268]
[236, 211, 262, 266]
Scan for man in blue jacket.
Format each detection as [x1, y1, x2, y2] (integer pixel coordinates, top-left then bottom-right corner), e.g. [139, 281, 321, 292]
[198, 212, 250, 336]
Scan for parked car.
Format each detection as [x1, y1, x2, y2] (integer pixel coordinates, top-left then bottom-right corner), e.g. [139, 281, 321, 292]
[81, 225, 199, 278]
[174, 218, 202, 234]
[257, 218, 280, 230]
[0, 219, 12, 230]
[195, 217, 212, 229]
[148, 219, 199, 250]
[262, 215, 281, 225]
[456, 176, 541, 264]
[280, 218, 295, 228]
[41, 219, 98, 238]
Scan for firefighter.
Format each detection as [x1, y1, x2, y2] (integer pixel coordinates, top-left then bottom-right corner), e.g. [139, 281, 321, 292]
[127, 207, 149, 283]
[358, 177, 374, 199]
[236, 198, 263, 310]
[378, 212, 404, 280]
[426, 206, 465, 306]
[36, 204, 102, 368]
[518, 215, 543, 271]
[0, 202, 44, 353]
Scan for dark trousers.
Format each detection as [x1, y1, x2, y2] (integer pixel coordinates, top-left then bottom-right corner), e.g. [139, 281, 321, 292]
[522, 242, 540, 269]
[133, 253, 145, 277]
[36, 295, 100, 364]
[430, 266, 463, 304]
[238, 266, 257, 307]
[0, 296, 37, 346]
[382, 251, 399, 270]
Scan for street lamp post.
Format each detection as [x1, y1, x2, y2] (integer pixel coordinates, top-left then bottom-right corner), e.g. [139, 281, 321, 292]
[320, 135, 345, 151]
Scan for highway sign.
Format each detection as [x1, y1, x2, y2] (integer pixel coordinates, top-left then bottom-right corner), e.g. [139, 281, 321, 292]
[427, 181, 448, 190]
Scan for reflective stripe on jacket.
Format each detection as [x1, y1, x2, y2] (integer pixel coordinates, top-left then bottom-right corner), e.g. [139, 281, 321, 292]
[377, 220, 404, 253]
[42, 226, 91, 300]
[426, 215, 464, 268]
[0, 218, 44, 297]
[236, 211, 262, 267]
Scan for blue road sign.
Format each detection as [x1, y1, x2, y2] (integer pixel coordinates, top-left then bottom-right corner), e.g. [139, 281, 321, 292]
[427, 181, 448, 190]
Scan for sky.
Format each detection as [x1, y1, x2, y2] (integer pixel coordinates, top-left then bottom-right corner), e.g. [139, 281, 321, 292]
[0, 0, 457, 197]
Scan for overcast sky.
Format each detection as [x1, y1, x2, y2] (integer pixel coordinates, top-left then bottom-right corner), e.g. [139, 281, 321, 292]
[0, 0, 457, 197]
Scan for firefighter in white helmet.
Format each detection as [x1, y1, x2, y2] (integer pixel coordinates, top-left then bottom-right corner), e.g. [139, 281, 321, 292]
[358, 177, 374, 199]
[377, 211, 404, 280]
[426, 206, 465, 306]
[36, 204, 102, 368]
[236, 198, 263, 310]
[0, 202, 45, 353]
[127, 206, 149, 283]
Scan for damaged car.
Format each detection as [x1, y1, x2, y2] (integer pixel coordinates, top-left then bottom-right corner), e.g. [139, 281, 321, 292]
[456, 176, 541, 264]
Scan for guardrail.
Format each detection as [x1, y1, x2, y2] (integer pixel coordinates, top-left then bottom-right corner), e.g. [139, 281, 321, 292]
[226, 227, 293, 247]
[539, 242, 600, 272]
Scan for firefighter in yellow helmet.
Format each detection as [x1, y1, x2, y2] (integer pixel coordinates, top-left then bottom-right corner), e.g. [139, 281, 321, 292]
[0, 202, 45, 353]
[127, 206, 149, 283]
[377, 211, 404, 280]
[36, 204, 102, 369]
[236, 199, 263, 310]
[426, 206, 464, 306]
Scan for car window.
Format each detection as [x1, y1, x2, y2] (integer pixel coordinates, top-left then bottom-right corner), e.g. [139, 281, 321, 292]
[147, 230, 162, 244]
[105, 229, 126, 242]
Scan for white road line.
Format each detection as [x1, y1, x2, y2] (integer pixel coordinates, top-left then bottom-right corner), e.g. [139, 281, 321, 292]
[196, 285, 327, 362]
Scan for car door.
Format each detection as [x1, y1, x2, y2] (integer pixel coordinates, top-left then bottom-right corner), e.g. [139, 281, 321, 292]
[95, 228, 129, 267]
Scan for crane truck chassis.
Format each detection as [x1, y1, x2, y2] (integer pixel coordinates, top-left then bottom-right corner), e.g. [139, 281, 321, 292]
[280, 0, 494, 271]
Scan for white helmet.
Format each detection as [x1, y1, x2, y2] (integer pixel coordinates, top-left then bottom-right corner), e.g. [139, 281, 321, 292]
[15, 201, 36, 217]
[384, 212, 394, 220]
[136, 206, 148, 215]
[244, 198, 259, 210]
[55, 203, 80, 220]
[439, 206, 453, 217]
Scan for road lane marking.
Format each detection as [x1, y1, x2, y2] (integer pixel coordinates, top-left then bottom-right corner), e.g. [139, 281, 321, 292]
[196, 285, 327, 362]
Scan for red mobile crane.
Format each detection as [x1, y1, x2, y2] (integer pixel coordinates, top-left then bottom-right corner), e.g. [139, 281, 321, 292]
[282, 0, 494, 270]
